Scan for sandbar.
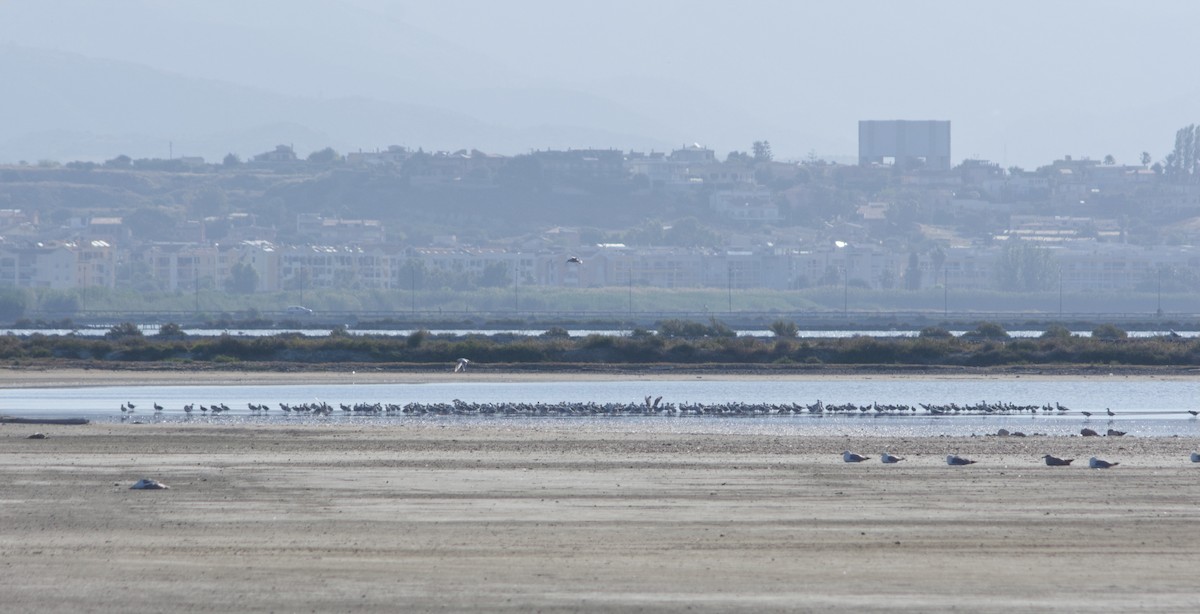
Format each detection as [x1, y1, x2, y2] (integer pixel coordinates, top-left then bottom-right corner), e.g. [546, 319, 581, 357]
[1, 421, 1197, 612]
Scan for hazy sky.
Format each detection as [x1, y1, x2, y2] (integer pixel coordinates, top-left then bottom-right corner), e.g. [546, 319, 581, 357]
[1, 0, 1197, 166]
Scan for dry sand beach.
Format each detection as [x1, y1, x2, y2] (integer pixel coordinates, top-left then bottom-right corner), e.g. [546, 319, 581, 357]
[2, 415, 1199, 612]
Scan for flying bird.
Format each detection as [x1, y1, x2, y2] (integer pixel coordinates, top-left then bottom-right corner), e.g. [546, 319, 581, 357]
[566, 257, 582, 264]
[880, 453, 905, 464]
[454, 358, 470, 373]
[1042, 454, 1074, 466]
[842, 451, 870, 463]
[946, 455, 976, 466]
[1088, 457, 1119, 469]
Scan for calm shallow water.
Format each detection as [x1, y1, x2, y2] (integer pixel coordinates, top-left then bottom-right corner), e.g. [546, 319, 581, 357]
[4, 378, 1199, 437]
[4, 328, 1197, 338]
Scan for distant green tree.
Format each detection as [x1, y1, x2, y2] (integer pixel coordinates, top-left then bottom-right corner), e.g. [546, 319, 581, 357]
[477, 262, 511, 288]
[931, 246, 947, 285]
[124, 208, 177, 239]
[157, 322, 186, 339]
[1041, 324, 1073, 339]
[752, 140, 773, 162]
[963, 322, 1009, 340]
[995, 241, 1058, 291]
[104, 154, 132, 169]
[222, 153, 241, 167]
[38, 292, 79, 316]
[307, 147, 341, 165]
[903, 252, 922, 290]
[1092, 324, 1128, 339]
[769, 319, 799, 338]
[189, 187, 229, 218]
[1165, 124, 1200, 181]
[225, 262, 259, 294]
[1103, 154, 1116, 165]
[105, 322, 143, 340]
[1140, 151, 1152, 167]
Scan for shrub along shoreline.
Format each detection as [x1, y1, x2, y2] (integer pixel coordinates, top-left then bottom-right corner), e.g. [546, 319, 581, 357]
[0, 321, 1197, 370]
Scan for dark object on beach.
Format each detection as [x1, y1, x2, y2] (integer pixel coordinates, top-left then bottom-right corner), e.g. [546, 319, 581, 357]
[1106, 429, 1126, 437]
[130, 479, 169, 490]
[1080, 428, 1099, 437]
[26, 433, 47, 439]
[0, 416, 89, 425]
[946, 455, 976, 466]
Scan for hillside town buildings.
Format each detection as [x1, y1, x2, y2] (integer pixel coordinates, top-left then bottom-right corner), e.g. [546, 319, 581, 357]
[2, 127, 1199, 297]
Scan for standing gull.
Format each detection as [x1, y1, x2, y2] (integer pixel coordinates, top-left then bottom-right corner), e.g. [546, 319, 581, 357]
[1088, 457, 1119, 469]
[842, 451, 870, 463]
[946, 455, 976, 466]
[880, 453, 905, 464]
[1042, 454, 1074, 466]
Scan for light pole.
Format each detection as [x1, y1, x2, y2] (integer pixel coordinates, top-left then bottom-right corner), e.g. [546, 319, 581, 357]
[943, 268, 948, 318]
[843, 268, 848, 317]
[1157, 268, 1163, 317]
[1058, 269, 1063, 317]
[410, 266, 416, 314]
[727, 268, 733, 313]
[628, 274, 633, 317]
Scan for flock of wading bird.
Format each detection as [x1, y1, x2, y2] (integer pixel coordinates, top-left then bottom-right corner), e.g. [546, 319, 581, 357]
[114, 397, 1200, 468]
[118, 398, 1200, 419]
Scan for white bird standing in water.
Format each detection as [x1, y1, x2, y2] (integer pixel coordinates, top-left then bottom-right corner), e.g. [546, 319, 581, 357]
[454, 358, 470, 373]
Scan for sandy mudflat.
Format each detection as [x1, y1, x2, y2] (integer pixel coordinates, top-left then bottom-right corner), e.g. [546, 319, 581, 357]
[1, 422, 1198, 613]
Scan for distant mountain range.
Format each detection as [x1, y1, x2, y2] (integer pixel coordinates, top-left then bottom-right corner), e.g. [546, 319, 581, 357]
[0, 45, 688, 163]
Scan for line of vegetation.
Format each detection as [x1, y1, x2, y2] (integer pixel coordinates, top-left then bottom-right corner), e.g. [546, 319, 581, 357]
[1, 321, 1197, 368]
[3, 285, 1198, 322]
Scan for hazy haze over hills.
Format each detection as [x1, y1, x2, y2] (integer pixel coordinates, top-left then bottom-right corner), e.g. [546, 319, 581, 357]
[1, 0, 1197, 166]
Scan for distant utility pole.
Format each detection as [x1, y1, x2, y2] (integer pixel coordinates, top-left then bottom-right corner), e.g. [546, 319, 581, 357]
[410, 267, 416, 314]
[943, 270, 948, 318]
[842, 267, 848, 317]
[1058, 270, 1063, 317]
[727, 268, 733, 312]
[628, 275, 633, 317]
[1157, 269, 1163, 316]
